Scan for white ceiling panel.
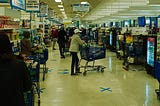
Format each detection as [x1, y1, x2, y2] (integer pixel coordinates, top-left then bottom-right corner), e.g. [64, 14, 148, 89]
[41, 0, 160, 23]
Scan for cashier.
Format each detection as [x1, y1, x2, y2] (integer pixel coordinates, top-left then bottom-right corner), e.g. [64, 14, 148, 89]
[20, 31, 40, 56]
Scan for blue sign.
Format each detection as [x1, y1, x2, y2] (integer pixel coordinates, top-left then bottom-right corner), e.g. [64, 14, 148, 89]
[10, 0, 26, 10]
[138, 16, 145, 27]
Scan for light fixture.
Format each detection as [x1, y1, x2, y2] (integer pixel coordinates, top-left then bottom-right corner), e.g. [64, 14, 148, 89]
[58, 5, 63, 7]
[60, 8, 64, 11]
[62, 12, 65, 14]
[81, 2, 88, 4]
[55, 0, 61, 2]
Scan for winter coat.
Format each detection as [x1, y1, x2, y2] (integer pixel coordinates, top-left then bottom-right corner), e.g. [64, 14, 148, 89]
[69, 34, 84, 52]
[0, 59, 32, 106]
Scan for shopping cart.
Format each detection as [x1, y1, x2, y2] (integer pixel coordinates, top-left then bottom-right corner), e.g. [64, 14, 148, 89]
[38, 48, 48, 81]
[64, 40, 70, 55]
[79, 44, 106, 76]
[24, 89, 35, 106]
[33, 48, 49, 81]
[155, 61, 160, 100]
[25, 55, 42, 106]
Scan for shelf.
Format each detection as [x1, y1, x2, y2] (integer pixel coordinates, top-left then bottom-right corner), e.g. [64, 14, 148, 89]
[0, 28, 17, 30]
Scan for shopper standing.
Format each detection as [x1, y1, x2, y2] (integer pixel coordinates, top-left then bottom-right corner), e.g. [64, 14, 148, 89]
[69, 29, 85, 75]
[57, 24, 67, 58]
[0, 34, 32, 106]
[50, 25, 58, 50]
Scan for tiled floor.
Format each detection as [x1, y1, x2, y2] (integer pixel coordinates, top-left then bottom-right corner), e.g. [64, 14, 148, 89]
[38, 46, 160, 106]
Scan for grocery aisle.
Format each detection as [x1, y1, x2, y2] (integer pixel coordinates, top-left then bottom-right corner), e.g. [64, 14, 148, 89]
[39, 47, 159, 106]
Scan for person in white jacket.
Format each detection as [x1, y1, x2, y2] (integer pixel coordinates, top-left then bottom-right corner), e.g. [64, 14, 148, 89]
[69, 29, 85, 75]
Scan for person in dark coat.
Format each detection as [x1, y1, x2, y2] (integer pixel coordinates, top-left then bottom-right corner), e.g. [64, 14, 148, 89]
[20, 31, 37, 56]
[57, 24, 67, 58]
[0, 34, 32, 106]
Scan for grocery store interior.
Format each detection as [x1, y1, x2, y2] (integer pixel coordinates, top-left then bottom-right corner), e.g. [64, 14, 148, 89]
[1, 0, 160, 106]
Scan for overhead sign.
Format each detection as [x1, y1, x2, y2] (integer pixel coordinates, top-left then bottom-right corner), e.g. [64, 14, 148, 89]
[10, 0, 26, 10]
[0, 0, 8, 3]
[73, 4, 89, 12]
[37, 3, 48, 17]
[26, 0, 40, 12]
[48, 8, 54, 18]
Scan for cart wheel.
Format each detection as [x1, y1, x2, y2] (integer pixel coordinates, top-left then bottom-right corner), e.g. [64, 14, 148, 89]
[99, 67, 102, 72]
[126, 64, 129, 69]
[116, 54, 118, 58]
[97, 66, 101, 71]
[101, 69, 104, 73]
[42, 73, 45, 81]
[38, 99, 40, 106]
[157, 93, 160, 100]
[45, 68, 48, 73]
[31, 89, 35, 106]
[155, 89, 160, 100]
[123, 62, 125, 65]
[83, 71, 87, 76]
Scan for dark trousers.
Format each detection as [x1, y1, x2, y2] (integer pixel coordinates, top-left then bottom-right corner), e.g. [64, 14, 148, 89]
[58, 42, 65, 57]
[71, 52, 79, 74]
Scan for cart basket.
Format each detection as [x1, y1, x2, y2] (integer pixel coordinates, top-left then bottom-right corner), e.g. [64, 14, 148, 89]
[80, 45, 106, 61]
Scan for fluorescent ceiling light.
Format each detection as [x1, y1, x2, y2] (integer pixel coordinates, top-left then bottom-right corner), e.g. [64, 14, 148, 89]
[60, 8, 64, 11]
[62, 12, 65, 14]
[58, 5, 63, 7]
[55, 0, 61, 2]
[81, 2, 88, 4]
[148, 4, 160, 6]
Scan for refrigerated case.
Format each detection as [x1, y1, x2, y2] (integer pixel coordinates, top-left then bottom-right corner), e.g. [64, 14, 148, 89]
[109, 28, 117, 52]
[105, 29, 110, 48]
[146, 36, 157, 76]
[156, 33, 160, 59]
[109, 32, 113, 46]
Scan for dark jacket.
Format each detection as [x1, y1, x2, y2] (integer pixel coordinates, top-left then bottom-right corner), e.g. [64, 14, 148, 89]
[0, 59, 32, 106]
[20, 38, 34, 55]
[57, 29, 67, 44]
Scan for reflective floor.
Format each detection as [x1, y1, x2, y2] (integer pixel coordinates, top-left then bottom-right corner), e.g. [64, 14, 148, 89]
[38, 46, 160, 106]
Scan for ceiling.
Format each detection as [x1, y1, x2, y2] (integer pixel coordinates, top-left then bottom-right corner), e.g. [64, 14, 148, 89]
[1, 0, 160, 24]
[41, 0, 103, 20]
[40, 0, 160, 23]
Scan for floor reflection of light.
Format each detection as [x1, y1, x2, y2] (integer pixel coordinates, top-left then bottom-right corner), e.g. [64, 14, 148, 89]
[123, 74, 126, 79]
[109, 57, 112, 70]
[144, 84, 149, 106]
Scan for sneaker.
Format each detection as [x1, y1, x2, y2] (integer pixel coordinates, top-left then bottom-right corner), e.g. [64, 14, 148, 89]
[71, 73, 78, 76]
[61, 56, 65, 58]
[76, 72, 82, 73]
[61, 55, 65, 58]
